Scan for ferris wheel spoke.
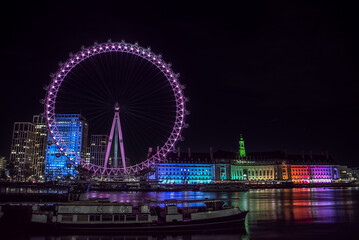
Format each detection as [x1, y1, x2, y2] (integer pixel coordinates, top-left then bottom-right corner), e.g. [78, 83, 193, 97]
[63, 65, 112, 101]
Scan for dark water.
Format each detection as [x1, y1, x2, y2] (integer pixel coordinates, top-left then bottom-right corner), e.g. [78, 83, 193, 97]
[7, 187, 359, 240]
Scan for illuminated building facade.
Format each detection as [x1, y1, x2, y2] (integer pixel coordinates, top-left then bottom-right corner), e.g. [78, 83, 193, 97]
[153, 136, 340, 185]
[90, 135, 108, 166]
[153, 149, 215, 184]
[9, 122, 35, 181]
[44, 114, 88, 180]
[228, 151, 337, 184]
[32, 115, 48, 178]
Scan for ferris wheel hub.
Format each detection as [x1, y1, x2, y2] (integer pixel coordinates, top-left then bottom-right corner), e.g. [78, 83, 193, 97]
[114, 102, 120, 112]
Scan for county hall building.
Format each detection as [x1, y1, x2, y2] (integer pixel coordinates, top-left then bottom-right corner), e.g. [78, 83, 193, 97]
[151, 136, 341, 184]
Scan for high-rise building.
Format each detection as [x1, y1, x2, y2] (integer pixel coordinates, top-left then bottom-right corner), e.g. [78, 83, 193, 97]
[9, 122, 35, 181]
[44, 114, 88, 180]
[32, 115, 48, 178]
[0, 156, 7, 179]
[0, 156, 6, 170]
[85, 147, 91, 164]
[90, 135, 108, 167]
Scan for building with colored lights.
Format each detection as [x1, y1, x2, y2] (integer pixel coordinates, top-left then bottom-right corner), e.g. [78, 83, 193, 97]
[9, 122, 35, 181]
[152, 136, 342, 185]
[44, 114, 88, 180]
[151, 148, 214, 184]
[222, 150, 337, 184]
[90, 135, 108, 166]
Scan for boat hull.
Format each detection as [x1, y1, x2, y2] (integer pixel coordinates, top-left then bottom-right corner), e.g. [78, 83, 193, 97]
[31, 211, 248, 232]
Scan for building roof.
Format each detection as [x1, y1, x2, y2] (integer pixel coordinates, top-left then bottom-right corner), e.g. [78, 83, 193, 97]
[165, 151, 212, 163]
[161, 149, 336, 165]
[214, 149, 336, 165]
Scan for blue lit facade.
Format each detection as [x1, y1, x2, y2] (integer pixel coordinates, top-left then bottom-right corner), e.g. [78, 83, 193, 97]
[154, 163, 214, 184]
[45, 114, 88, 180]
[150, 151, 215, 184]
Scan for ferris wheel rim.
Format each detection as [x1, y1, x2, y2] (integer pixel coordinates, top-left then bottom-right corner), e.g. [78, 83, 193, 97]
[44, 41, 187, 177]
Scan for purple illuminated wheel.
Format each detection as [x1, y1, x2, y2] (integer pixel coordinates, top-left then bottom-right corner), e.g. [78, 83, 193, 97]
[44, 41, 187, 177]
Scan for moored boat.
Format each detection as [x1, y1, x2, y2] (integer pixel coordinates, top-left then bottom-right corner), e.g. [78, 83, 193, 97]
[30, 199, 248, 232]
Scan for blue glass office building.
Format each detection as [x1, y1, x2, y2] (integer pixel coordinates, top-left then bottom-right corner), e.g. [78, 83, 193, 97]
[45, 114, 88, 180]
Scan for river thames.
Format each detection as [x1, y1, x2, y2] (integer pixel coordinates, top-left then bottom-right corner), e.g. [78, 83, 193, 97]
[6, 187, 359, 240]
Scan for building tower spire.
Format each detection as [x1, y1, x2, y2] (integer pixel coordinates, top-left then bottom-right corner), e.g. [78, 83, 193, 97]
[239, 134, 246, 158]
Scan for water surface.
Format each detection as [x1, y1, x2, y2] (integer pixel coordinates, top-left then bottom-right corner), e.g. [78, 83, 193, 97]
[8, 187, 359, 239]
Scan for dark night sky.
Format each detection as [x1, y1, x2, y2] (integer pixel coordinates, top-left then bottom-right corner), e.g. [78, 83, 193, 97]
[0, 1, 358, 166]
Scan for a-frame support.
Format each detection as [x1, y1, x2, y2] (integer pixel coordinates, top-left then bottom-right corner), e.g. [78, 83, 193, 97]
[104, 102, 126, 170]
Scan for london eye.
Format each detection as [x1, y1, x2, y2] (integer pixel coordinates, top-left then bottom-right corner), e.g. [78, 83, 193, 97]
[44, 41, 188, 177]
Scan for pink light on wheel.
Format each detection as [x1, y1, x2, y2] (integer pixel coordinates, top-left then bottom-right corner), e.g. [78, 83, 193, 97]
[44, 41, 188, 177]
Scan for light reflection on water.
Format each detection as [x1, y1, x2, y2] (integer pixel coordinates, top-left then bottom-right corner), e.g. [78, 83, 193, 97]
[87, 187, 359, 239]
[20, 187, 359, 240]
